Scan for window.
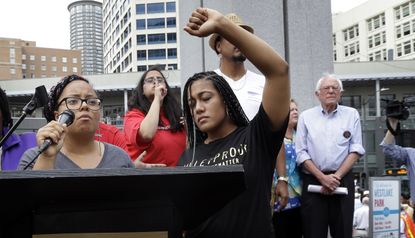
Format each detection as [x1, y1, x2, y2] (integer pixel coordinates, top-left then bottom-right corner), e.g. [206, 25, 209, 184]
[166, 17, 176, 28]
[62, 66, 67, 72]
[167, 33, 176, 43]
[51, 65, 57, 72]
[148, 33, 165, 44]
[368, 94, 395, 116]
[137, 34, 146, 45]
[10, 68, 16, 75]
[166, 2, 175, 12]
[51, 56, 56, 62]
[168, 63, 177, 70]
[62, 57, 67, 63]
[22, 64, 26, 70]
[41, 65, 46, 71]
[403, 4, 410, 17]
[340, 95, 362, 115]
[41, 56, 46, 61]
[167, 48, 177, 59]
[147, 18, 165, 29]
[396, 25, 402, 38]
[72, 58, 77, 64]
[403, 40, 411, 54]
[137, 50, 146, 60]
[136, 19, 145, 29]
[395, 7, 401, 20]
[30, 55, 35, 60]
[22, 54, 26, 60]
[137, 65, 147, 71]
[368, 37, 373, 48]
[136, 4, 145, 14]
[344, 45, 349, 57]
[403, 22, 410, 36]
[333, 34, 336, 46]
[147, 3, 164, 13]
[148, 49, 166, 60]
[73, 67, 78, 73]
[397, 43, 402, 56]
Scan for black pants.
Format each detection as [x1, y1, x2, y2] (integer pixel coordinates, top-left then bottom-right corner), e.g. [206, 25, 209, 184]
[272, 207, 303, 238]
[301, 171, 354, 238]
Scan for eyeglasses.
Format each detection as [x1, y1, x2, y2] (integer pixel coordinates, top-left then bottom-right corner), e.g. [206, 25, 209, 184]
[144, 76, 165, 84]
[320, 86, 340, 92]
[57, 97, 102, 111]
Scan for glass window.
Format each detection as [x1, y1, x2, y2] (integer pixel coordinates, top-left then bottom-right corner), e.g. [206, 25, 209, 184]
[137, 65, 147, 71]
[147, 18, 165, 29]
[41, 65, 46, 71]
[374, 18, 380, 29]
[41, 55, 46, 61]
[368, 94, 395, 117]
[340, 95, 362, 115]
[148, 33, 166, 44]
[403, 22, 410, 36]
[403, 41, 411, 54]
[168, 64, 177, 70]
[51, 65, 57, 72]
[10, 68, 16, 75]
[147, 3, 164, 13]
[136, 19, 145, 29]
[30, 55, 35, 60]
[397, 44, 402, 56]
[22, 64, 26, 70]
[167, 48, 177, 59]
[72, 58, 77, 64]
[22, 54, 26, 60]
[136, 34, 146, 45]
[137, 50, 146, 60]
[62, 57, 67, 63]
[62, 66, 67, 72]
[73, 67, 78, 73]
[166, 17, 176, 28]
[166, 2, 176, 12]
[136, 4, 145, 14]
[51, 56, 56, 62]
[148, 49, 166, 60]
[403, 4, 410, 17]
[167, 33, 176, 43]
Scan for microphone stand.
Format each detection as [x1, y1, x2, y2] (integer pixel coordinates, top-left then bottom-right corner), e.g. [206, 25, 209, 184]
[0, 99, 37, 148]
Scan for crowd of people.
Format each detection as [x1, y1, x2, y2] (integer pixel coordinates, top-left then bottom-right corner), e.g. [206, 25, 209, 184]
[0, 6, 413, 238]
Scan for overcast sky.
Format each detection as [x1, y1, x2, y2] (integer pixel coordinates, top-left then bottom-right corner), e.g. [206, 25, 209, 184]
[0, 0, 368, 49]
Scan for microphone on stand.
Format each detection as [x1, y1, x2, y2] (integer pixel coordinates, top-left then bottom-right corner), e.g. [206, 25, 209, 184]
[23, 110, 75, 170]
[0, 85, 49, 147]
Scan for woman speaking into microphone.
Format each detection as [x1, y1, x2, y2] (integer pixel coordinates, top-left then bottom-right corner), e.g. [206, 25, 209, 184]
[18, 75, 134, 170]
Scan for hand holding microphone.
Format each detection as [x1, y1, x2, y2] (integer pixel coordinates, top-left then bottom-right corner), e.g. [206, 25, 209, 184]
[37, 110, 75, 155]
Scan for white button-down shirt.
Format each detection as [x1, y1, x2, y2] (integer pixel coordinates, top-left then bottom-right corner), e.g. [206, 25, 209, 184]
[296, 104, 365, 172]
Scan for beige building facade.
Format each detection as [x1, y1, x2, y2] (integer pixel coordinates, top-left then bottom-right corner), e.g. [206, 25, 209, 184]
[0, 37, 81, 80]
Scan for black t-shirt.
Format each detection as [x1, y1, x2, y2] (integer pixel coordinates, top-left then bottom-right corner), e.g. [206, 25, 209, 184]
[178, 105, 287, 238]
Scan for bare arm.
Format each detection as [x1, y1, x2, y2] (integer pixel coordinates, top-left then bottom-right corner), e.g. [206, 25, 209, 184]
[383, 118, 398, 145]
[138, 84, 167, 142]
[184, 8, 290, 130]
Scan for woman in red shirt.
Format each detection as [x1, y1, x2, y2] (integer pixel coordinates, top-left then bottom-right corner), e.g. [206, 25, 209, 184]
[124, 65, 186, 166]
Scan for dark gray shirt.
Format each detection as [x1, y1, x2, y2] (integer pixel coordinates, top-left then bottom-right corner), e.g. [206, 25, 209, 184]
[18, 142, 134, 170]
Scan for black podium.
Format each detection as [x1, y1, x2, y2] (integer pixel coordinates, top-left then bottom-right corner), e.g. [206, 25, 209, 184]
[0, 166, 245, 238]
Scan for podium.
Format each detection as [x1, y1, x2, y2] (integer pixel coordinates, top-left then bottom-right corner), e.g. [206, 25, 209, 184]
[0, 166, 245, 238]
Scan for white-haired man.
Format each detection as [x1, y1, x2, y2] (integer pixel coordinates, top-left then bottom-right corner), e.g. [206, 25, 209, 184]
[296, 74, 365, 238]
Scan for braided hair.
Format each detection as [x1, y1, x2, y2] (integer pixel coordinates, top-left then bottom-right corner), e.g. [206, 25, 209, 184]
[128, 65, 183, 132]
[43, 74, 90, 122]
[182, 71, 249, 149]
[0, 87, 13, 129]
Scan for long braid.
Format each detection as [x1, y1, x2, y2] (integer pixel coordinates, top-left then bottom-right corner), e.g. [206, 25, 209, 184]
[182, 71, 249, 150]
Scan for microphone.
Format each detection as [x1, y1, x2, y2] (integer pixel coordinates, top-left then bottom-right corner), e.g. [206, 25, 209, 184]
[37, 110, 75, 154]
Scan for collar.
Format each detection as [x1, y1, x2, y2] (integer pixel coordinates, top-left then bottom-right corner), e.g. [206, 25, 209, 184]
[320, 104, 339, 115]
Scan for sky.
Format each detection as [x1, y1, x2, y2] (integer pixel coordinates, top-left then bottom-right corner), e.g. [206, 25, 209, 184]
[0, 0, 368, 50]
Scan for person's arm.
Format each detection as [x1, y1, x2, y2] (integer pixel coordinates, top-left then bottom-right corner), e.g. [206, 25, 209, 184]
[275, 145, 288, 211]
[381, 117, 409, 162]
[185, 8, 290, 130]
[138, 83, 168, 142]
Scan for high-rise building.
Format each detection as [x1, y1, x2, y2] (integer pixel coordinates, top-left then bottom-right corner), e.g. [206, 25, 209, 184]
[68, 0, 104, 75]
[0, 37, 81, 80]
[332, 0, 415, 63]
[102, 0, 179, 73]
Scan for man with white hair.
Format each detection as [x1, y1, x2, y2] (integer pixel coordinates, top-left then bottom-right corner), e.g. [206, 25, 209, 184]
[353, 196, 369, 237]
[296, 74, 365, 238]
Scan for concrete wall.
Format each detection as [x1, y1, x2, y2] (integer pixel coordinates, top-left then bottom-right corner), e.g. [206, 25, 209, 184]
[179, 0, 333, 111]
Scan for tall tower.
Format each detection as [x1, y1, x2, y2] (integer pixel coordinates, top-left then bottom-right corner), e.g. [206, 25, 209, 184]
[68, 0, 104, 75]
